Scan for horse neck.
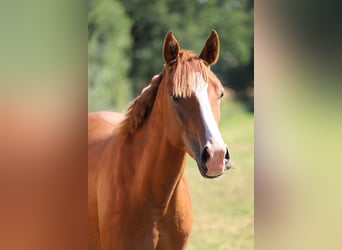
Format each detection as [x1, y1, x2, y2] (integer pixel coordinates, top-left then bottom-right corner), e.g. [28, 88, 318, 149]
[132, 96, 187, 210]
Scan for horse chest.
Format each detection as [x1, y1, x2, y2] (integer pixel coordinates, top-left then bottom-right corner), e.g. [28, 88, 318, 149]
[103, 181, 192, 249]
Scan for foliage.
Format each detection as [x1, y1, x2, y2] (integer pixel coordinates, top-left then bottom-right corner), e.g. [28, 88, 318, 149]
[88, 0, 254, 110]
[88, 0, 132, 111]
[118, 0, 254, 99]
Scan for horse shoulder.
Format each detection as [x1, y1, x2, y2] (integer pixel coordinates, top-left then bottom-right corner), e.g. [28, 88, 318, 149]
[88, 111, 124, 190]
[88, 111, 125, 249]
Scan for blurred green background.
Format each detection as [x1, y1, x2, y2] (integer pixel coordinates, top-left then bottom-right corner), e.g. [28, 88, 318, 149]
[88, 0, 254, 249]
[88, 0, 254, 112]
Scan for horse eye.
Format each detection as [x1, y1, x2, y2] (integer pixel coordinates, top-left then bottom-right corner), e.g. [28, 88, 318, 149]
[219, 91, 224, 99]
[171, 95, 181, 103]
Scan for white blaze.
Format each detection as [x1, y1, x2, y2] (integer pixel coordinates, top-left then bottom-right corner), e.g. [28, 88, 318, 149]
[193, 73, 226, 149]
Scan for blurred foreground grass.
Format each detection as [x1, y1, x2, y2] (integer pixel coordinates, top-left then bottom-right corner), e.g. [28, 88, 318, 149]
[185, 99, 254, 250]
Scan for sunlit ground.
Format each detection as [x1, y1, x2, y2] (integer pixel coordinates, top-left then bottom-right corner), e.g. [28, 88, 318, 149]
[185, 99, 254, 250]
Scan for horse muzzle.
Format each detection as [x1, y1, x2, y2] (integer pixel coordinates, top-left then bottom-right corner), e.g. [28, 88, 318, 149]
[198, 142, 231, 178]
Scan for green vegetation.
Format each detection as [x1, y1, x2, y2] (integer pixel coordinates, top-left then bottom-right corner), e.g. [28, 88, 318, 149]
[88, 0, 253, 111]
[185, 99, 254, 249]
[88, 0, 132, 111]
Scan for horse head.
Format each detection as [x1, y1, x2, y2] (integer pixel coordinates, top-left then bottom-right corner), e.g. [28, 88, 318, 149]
[158, 30, 231, 178]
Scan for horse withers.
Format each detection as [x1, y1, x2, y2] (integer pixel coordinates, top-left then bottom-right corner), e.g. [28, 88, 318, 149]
[88, 30, 231, 250]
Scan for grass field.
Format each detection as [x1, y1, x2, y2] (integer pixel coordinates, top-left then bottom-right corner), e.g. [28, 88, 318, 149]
[185, 99, 254, 250]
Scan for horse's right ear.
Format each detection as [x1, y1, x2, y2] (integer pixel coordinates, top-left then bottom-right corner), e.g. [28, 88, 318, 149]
[163, 30, 180, 65]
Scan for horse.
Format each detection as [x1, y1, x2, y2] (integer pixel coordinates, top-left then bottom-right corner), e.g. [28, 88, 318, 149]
[88, 30, 231, 250]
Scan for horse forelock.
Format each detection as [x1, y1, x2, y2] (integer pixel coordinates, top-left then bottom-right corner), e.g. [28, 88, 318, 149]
[166, 50, 210, 98]
[118, 73, 163, 135]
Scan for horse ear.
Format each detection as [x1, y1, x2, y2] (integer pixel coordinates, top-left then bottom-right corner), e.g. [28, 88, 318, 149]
[163, 30, 180, 65]
[199, 30, 220, 65]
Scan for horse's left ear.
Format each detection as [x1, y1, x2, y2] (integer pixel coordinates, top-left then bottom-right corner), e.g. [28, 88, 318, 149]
[163, 30, 180, 65]
[199, 30, 220, 65]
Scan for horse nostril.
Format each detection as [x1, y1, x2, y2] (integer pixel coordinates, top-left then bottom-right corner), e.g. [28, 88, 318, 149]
[225, 148, 230, 161]
[201, 146, 210, 165]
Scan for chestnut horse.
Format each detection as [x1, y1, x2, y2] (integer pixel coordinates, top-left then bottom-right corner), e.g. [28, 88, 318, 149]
[88, 30, 231, 250]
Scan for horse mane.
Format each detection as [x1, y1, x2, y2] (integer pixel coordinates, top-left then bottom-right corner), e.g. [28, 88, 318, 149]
[117, 73, 163, 135]
[118, 50, 211, 135]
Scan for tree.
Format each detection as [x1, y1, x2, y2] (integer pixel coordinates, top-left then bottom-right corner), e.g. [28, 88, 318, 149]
[118, 0, 253, 103]
[89, 0, 254, 111]
[88, 0, 132, 111]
